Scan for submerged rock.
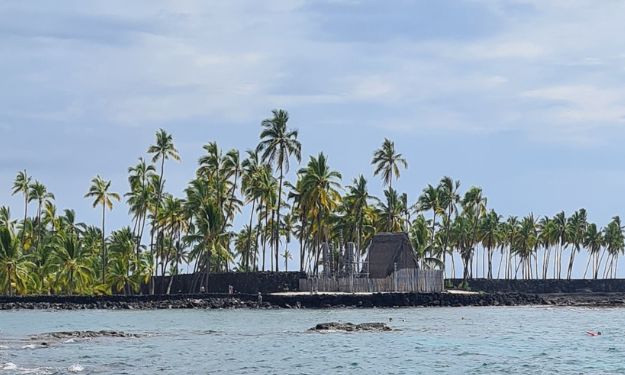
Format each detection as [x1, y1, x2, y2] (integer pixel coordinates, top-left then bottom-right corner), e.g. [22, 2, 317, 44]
[31, 330, 142, 340]
[308, 322, 392, 332]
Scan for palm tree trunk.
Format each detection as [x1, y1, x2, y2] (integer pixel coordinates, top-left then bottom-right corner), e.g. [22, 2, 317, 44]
[430, 212, 437, 255]
[150, 157, 166, 294]
[275, 165, 284, 272]
[21, 194, 28, 247]
[101, 203, 106, 284]
[262, 211, 268, 271]
[487, 247, 493, 279]
[497, 247, 504, 279]
[567, 247, 577, 280]
[450, 250, 456, 279]
[596, 248, 607, 279]
[299, 214, 307, 273]
[246, 199, 256, 271]
[542, 248, 549, 279]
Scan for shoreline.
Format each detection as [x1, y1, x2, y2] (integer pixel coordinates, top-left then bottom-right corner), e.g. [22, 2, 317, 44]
[2, 291, 625, 310]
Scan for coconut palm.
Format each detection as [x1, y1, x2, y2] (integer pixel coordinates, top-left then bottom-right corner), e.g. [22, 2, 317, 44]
[12, 170, 31, 243]
[147, 129, 181, 258]
[257, 109, 302, 271]
[27, 181, 54, 253]
[566, 209, 587, 280]
[241, 150, 264, 268]
[538, 216, 556, 279]
[375, 188, 405, 233]
[127, 157, 156, 251]
[582, 223, 603, 279]
[372, 138, 407, 189]
[515, 214, 538, 279]
[299, 153, 342, 275]
[603, 216, 624, 278]
[85, 176, 120, 283]
[480, 209, 501, 279]
[50, 233, 94, 294]
[438, 177, 460, 276]
[0, 226, 34, 295]
[343, 175, 372, 260]
[552, 211, 567, 279]
[461, 187, 487, 278]
[416, 184, 442, 249]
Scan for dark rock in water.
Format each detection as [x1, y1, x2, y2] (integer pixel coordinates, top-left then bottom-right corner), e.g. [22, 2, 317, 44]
[309, 322, 392, 332]
[32, 330, 143, 340]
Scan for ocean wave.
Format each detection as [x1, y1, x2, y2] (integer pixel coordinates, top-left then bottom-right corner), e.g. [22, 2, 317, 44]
[1, 362, 52, 374]
[2, 363, 17, 370]
[68, 364, 84, 373]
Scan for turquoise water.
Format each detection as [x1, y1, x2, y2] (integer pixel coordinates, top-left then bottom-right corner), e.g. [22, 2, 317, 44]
[1, 306, 624, 374]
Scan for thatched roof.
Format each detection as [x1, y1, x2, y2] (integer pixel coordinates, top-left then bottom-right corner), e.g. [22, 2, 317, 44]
[362, 232, 418, 278]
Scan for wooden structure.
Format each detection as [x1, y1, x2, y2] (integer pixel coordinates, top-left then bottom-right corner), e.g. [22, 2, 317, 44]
[299, 269, 444, 293]
[361, 232, 419, 278]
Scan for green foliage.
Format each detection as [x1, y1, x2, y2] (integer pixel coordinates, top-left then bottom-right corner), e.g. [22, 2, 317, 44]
[2, 122, 625, 296]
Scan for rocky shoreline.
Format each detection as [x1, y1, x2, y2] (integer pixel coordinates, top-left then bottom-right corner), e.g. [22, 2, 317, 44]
[1, 292, 625, 310]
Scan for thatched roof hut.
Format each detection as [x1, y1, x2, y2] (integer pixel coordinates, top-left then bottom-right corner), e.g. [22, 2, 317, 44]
[362, 232, 418, 278]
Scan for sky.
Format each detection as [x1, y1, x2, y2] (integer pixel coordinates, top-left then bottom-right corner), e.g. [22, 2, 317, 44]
[2, 0, 625, 275]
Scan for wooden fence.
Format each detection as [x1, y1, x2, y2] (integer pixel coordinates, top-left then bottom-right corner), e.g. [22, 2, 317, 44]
[299, 269, 444, 293]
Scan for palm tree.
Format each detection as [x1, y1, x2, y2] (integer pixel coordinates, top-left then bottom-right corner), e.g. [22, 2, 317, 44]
[438, 177, 460, 276]
[257, 109, 302, 272]
[416, 184, 442, 250]
[281, 212, 294, 272]
[538, 216, 556, 279]
[372, 138, 407, 189]
[552, 211, 567, 279]
[85, 176, 120, 284]
[299, 153, 342, 275]
[452, 213, 474, 281]
[516, 214, 538, 279]
[0, 226, 34, 295]
[462, 187, 487, 278]
[127, 157, 156, 252]
[12, 170, 31, 244]
[241, 150, 263, 270]
[147, 129, 181, 261]
[566, 209, 587, 280]
[344, 175, 371, 261]
[480, 209, 501, 279]
[375, 188, 405, 233]
[603, 216, 624, 278]
[50, 233, 94, 295]
[583, 223, 603, 279]
[28, 181, 54, 253]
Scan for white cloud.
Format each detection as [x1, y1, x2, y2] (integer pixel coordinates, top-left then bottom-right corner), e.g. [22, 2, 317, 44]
[3, 0, 625, 146]
[523, 85, 625, 125]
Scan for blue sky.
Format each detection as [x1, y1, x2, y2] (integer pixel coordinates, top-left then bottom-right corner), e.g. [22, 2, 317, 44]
[1, 1, 625, 274]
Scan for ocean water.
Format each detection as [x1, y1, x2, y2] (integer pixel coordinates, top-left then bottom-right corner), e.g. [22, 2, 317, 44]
[0, 306, 624, 374]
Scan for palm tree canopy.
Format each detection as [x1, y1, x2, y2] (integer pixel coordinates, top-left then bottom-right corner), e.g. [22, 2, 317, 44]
[372, 138, 407, 186]
[85, 176, 121, 210]
[256, 109, 302, 173]
[12, 170, 31, 196]
[147, 129, 181, 164]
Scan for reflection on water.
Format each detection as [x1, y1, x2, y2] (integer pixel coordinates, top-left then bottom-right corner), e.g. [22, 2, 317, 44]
[1, 306, 624, 374]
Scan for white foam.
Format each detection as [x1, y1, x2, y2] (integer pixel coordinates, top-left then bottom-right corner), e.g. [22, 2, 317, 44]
[0, 345, 9, 350]
[21, 344, 38, 349]
[2, 362, 17, 370]
[63, 339, 76, 343]
[67, 364, 84, 372]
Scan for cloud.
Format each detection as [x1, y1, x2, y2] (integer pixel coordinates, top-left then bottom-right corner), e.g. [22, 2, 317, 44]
[523, 85, 625, 124]
[2, 0, 625, 147]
